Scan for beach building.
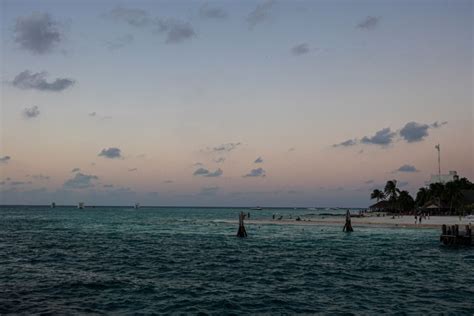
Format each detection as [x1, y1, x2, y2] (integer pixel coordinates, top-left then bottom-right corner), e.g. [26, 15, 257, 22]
[418, 191, 474, 215]
[368, 200, 391, 212]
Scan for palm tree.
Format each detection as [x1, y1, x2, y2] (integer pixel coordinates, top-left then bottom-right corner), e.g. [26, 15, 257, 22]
[444, 181, 464, 215]
[415, 187, 429, 208]
[384, 180, 400, 212]
[370, 189, 386, 202]
[398, 190, 415, 212]
[429, 182, 445, 214]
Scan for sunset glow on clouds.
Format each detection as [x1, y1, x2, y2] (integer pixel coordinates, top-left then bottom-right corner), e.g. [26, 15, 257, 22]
[1, 0, 472, 206]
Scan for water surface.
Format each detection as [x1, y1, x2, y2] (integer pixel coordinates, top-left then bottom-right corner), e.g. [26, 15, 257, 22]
[1, 206, 473, 314]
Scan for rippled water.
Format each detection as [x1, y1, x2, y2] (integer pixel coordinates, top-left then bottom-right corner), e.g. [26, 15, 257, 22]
[1, 206, 473, 314]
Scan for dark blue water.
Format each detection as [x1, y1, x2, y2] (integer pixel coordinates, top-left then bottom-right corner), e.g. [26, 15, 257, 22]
[1, 206, 473, 314]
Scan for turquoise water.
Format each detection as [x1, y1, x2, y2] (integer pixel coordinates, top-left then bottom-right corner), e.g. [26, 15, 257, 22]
[1, 206, 473, 314]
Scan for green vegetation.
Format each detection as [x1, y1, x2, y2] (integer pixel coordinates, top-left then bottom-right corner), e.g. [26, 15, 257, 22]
[370, 177, 474, 215]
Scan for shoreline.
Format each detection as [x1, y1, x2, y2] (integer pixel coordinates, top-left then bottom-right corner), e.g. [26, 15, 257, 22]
[223, 216, 473, 230]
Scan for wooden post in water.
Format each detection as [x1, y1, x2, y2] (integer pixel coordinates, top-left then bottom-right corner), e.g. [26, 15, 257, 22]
[440, 224, 473, 246]
[343, 209, 353, 232]
[237, 211, 248, 238]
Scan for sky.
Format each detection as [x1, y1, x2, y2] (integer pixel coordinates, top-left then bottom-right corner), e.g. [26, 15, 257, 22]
[0, 0, 472, 207]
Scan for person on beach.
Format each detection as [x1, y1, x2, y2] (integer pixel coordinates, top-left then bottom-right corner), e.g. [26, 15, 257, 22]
[414, 215, 417, 225]
[419, 216, 422, 224]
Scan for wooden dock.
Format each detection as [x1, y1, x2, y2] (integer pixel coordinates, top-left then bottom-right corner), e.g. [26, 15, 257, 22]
[440, 224, 472, 246]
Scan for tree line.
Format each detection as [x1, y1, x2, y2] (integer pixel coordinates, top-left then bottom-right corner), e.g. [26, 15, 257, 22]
[370, 177, 474, 214]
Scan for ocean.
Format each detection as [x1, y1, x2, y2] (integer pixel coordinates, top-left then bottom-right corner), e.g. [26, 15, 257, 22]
[1, 206, 473, 314]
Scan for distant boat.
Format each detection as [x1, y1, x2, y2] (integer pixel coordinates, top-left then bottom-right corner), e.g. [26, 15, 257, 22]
[251, 206, 263, 210]
[50, 202, 56, 208]
[77, 202, 84, 209]
[134, 203, 140, 209]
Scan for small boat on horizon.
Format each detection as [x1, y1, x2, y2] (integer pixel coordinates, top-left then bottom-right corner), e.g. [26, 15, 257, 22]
[134, 203, 140, 209]
[77, 202, 84, 209]
[250, 206, 263, 210]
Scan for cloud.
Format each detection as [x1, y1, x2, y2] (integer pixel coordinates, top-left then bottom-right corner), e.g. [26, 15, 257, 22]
[106, 186, 135, 196]
[288, 147, 295, 152]
[98, 147, 122, 159]
[431, 121, 448, 128]
[291, 43, 310, 56]
[106, 34, 134, 50]
[254, 157, 264, 163]
[365, 180, 374, 184]
[31, 174, 50, 181]
[14, 12, 63, 54]
[0, 156, 11, 164]
[361, 128, 396, 146]
[155, 19, 196, 43]
[247, 0, 276, 29]
[107, 7, 151, 27]
[243, 167, 266, 178]
[399, 122, 430, 143]
[206, 168, 223, 177]
[199, 186, 219, 196]
[63, 172, 98, 189]
[71, 168, 80, 173]
[333, 139, 357, 147]
[10, 181, 31, 186]
[336, 121, 447, 149]
[214, 157, 226, 163]
[193, 167, 223, 177]
[11, 70, 75, 92]
[88, 112, 111, 121]
[105, 7, 195, 44]
[193, 167, 210, 176]
[103, 184, 114, 188]
[396, 164, 419, 173]
[357, 16, 380, 30]
[23, 106, 40, 119]
[128, 168, 138, 172]
[200, 4, 228, 19]
[163, 180, 174, 184]
[211, 142, 241, 152]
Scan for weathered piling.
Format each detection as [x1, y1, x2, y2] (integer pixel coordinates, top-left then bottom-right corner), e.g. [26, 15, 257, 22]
[343, 210, 353, 232]
[440, 224, 472, 246]
[237, 211, 248, 238]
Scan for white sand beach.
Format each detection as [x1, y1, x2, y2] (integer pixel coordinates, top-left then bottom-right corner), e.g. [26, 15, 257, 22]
[239, 216, 474, 229]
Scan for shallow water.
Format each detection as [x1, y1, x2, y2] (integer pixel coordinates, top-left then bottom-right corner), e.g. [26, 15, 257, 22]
[1, 206, 473, 314]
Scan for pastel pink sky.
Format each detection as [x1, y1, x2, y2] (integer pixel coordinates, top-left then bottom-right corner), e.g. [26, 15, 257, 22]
[1, 0, 472, 206]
